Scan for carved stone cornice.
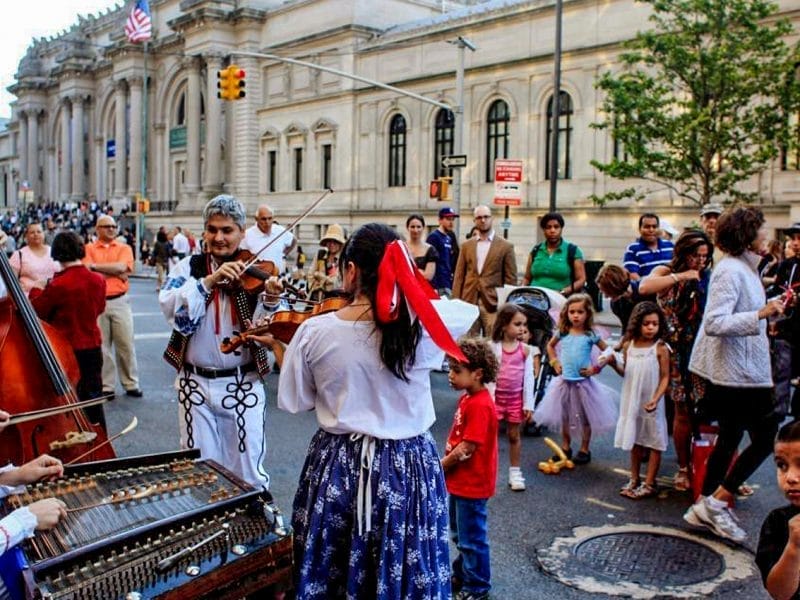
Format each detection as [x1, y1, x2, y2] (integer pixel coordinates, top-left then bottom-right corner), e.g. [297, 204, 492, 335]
[181, 55, 202, 71]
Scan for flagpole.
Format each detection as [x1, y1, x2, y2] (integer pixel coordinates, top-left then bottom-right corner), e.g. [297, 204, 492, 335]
[137, 40, 148, 270]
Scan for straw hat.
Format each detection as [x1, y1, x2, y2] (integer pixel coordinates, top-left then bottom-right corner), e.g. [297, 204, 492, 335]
[320, 223, 346, 245]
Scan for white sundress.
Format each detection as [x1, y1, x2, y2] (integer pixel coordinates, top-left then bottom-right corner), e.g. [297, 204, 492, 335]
[614, 341, 668, 452]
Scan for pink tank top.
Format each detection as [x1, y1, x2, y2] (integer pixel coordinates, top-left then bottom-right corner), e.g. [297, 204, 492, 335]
[496, 342, 525, 397]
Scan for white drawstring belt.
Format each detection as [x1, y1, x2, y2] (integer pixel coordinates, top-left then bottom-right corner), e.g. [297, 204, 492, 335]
[350, 433, 376, 536]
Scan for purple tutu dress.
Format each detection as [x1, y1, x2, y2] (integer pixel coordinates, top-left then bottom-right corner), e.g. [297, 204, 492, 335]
[535, 331, 618, 432]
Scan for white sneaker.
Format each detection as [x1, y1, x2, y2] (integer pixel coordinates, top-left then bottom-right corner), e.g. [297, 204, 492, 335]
[509, 469, 526, 491]
[683, 497, 746, 542]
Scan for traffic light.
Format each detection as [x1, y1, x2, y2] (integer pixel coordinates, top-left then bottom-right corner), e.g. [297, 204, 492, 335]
[217, 65, 246, 101]
[429, 177, 451, 200]
[137, 199, 150, 213]
[439, 177, 450, 201]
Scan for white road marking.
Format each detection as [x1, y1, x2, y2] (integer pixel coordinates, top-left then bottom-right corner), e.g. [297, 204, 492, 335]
[134, 332, 171, 340]
[585, 497, 625, 511]
[133, 312, 164, 317]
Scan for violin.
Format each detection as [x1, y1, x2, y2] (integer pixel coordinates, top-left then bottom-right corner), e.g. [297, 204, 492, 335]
[220, 249, 279, 294]
[221, 294, 350, 353]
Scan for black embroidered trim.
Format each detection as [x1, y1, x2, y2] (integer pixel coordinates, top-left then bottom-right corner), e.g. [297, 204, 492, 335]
[178, 372, 206, 448]
[220, 372, 260, 453]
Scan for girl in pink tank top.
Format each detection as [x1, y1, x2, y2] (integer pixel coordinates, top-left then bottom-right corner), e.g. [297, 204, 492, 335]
[491, 304, 540, 491]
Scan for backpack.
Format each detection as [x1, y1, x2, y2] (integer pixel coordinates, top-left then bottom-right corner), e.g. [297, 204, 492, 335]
[529, 242, 585, 292]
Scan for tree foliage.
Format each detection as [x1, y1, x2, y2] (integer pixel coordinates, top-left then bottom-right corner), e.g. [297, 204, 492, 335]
[591, 0, 800, 206]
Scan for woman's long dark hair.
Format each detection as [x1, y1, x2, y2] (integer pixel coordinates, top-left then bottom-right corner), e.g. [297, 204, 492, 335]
[340, 223, 421, 381]
[670, 230, 713, 273]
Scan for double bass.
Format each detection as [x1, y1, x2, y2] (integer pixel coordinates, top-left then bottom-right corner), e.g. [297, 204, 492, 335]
[0, 248, 116, 465]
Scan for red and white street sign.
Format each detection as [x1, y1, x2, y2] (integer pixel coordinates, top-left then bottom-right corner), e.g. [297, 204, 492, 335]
[493, 159, 523, 206]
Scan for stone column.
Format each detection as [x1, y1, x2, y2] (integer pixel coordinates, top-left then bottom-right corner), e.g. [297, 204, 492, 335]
[71, 95, 85, 200]
[18, 113, 28, 189]
[184, 57, 202, 195]
[128, 77, 143, 198]
[60, 100, 71, 200]
[28, 110, 39, 199]
[114, 80, 128, 198]
[94, 135, 104, 202]
[203, 54, 223, 192]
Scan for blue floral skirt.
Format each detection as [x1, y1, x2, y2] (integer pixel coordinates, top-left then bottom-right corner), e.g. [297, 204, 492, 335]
[291, 429, 451, 599]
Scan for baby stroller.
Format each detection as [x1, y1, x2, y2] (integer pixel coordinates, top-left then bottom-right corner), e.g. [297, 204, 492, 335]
[505, 286, 561, 436]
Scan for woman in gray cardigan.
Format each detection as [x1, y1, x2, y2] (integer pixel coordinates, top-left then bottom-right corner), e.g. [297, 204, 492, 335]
[683, 207, 785, 542]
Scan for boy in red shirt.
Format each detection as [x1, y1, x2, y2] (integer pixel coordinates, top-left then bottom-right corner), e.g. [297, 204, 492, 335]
[442, 337, 499, 600]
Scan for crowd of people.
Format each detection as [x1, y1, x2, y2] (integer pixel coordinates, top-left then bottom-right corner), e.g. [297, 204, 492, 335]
[1, 194, 800, 600]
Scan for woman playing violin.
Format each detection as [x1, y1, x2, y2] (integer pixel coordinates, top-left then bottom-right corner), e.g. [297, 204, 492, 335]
[159, 195, 283, 491]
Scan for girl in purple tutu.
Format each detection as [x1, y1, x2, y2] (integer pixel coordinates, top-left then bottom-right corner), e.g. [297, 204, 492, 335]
[537, 293, 618, 465]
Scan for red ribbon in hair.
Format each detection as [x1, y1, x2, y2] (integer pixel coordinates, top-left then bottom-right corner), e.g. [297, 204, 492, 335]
[376, 240, 467, 363]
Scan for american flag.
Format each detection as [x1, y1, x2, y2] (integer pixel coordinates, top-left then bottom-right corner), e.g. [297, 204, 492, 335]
[125, 0, 152, 43]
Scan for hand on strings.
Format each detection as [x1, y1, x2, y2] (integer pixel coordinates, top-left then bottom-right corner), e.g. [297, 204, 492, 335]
[205, 260, 246, 289]
[27, 498, 67, 531]
[14, 454, 64, 486]
[0, 410, 10, 434]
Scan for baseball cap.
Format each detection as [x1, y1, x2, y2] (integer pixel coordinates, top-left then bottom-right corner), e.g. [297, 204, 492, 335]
[438, 207, 459, 218]
[700, 202, 723, 217]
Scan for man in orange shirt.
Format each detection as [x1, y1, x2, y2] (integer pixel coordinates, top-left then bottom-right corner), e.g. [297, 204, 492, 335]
[84, 215, 142, 397]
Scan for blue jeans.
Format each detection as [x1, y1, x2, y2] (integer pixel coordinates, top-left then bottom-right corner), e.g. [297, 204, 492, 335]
[449, 495, 491, 594]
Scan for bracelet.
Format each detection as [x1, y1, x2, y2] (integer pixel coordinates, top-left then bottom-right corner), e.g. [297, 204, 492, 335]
[670, 273, 679, 284]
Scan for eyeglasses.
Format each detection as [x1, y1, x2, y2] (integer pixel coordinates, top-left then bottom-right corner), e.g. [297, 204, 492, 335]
[475, 215, 492, 220]
[97, 225, 117, 229]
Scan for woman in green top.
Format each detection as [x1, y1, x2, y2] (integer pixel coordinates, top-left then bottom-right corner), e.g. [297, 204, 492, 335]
[522, 212, 586, 295]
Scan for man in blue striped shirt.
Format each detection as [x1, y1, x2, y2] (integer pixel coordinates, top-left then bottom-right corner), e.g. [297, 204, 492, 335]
[623, 213, 674, 280]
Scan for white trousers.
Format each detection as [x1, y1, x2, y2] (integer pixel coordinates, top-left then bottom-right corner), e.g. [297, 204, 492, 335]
[98, 295, 140, 393]
[175, 370, 269, 490]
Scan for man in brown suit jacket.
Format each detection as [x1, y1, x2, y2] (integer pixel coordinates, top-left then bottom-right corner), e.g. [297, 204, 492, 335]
[452, 205, 518, 335]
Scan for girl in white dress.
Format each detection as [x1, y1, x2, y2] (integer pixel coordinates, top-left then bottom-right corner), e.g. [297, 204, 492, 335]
[611, 301, 670, 499]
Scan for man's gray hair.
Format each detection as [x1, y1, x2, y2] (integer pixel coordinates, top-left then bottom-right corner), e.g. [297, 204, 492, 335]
[203, 195, 246, 228]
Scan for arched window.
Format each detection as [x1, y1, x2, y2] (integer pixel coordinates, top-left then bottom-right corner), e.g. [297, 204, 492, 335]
[176, 94, 186, 126]
[486, 99, 510, 182]
[388, 114, 406, 187]
[434, 108, 455, 178]
[545, 91, 573, 180]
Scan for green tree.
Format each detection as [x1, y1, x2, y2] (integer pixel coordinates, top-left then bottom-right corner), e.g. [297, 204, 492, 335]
[591, 0, 800, 207]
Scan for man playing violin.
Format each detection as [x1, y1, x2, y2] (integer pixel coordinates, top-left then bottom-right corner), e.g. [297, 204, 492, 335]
[159, 195, 282, 491]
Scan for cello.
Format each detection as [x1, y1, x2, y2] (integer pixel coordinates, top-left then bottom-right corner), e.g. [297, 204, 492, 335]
[0, 248, 116, 465]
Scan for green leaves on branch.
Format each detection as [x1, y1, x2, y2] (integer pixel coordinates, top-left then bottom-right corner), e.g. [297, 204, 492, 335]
[592, 0, 800, 206]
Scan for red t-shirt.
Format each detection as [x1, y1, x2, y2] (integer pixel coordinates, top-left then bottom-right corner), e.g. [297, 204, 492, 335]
[445, 387, 498, 499]
[29, 265, 106, 350]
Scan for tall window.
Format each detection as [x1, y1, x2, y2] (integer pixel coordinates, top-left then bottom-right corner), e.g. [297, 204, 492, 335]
[267, 150, 277, 192]
[486, 100, 510, 182]
[388, 114, 407, 187]
[545, 91, 573, 180]
[294, 148, 303, 191]
[434, 108, 455, 178]
[322, 144, 332, 189]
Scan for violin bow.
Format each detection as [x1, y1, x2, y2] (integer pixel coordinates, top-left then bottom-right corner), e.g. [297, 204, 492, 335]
[241, 188, 334, 271]
[64, 416, 138, 466]
[3, 394, 115, 427]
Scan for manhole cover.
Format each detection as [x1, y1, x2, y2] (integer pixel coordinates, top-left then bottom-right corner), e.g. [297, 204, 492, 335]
[574, 532, 725, 586]
[538, 524, 755, 599]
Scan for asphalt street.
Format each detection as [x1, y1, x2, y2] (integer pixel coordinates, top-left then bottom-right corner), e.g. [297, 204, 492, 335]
[100, 277, 784, 599]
